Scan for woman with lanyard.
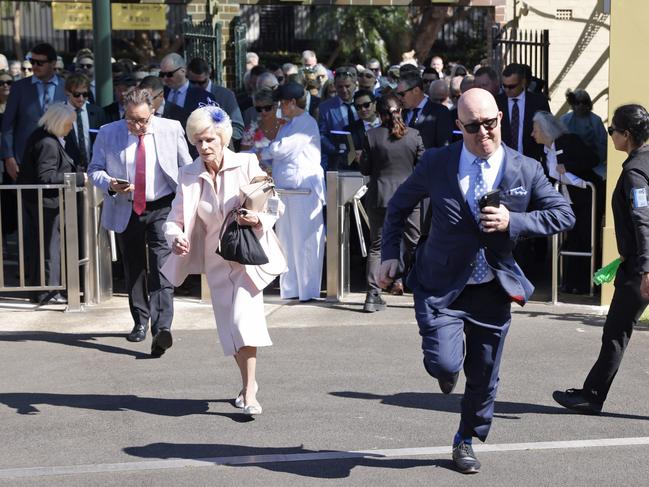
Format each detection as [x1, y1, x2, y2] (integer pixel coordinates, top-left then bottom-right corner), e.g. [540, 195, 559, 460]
[554, 104, 649, 415]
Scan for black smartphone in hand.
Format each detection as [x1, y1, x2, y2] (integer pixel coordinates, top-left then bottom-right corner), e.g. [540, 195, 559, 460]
[114, 178, 130, 185]
[479, 189, 501, 210]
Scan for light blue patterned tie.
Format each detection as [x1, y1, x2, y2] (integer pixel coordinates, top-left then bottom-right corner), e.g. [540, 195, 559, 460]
[470, 158, 489, 283]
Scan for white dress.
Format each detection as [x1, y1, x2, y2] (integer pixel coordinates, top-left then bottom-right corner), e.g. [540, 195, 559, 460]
[197, 174, 272, 356]
[262, 111, 325, 301]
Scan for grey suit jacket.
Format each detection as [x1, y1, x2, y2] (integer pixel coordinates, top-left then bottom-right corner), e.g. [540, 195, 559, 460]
[1, 75, 66, 167]
[87, 116, 192, 233]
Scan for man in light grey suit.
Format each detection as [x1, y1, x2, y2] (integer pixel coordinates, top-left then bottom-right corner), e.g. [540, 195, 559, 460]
[1, 43, 66, 181]
[88, 89, 192, 357]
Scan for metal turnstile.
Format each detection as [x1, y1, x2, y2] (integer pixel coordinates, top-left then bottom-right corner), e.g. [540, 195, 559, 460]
[326, 171, 370, 301]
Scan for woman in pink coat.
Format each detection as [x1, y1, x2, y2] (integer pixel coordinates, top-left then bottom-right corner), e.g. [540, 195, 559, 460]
[161, 106, 282, 416]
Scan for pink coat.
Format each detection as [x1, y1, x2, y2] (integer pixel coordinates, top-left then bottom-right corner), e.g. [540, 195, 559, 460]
[161, 149, 279, 288]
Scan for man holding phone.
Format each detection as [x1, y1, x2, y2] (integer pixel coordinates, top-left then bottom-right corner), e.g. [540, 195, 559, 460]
[379, 88, 575, 474]
[89, 88, 192, 357]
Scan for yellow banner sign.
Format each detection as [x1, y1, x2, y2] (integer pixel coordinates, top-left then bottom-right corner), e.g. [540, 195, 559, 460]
[111, 4, 166, 30]
[52, 2, 92, 30]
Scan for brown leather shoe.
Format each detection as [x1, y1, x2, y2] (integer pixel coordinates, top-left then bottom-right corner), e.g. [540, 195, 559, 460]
[389, 280, 404, 295]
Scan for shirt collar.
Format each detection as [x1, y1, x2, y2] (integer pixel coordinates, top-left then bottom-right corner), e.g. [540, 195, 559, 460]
[461, 143, 505, 170]
[416, 95, 429, 111]
[32, 74, 58, 86]
[175, 80, 189, 95]
[509, 90, 526, 104]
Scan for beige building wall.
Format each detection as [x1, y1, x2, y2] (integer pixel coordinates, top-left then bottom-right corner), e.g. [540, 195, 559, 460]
[503, 0, 610, 121]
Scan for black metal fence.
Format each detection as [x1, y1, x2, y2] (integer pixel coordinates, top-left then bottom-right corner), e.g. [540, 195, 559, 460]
[0, 1, 186, 60]
[491, 26, 550, 95]
[183, 14, 222, 86]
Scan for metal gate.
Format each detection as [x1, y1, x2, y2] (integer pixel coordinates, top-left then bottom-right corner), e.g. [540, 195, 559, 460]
[183, 14, 223, 87]
[232, 18, 247, 93]
[491, 26, 550, 96]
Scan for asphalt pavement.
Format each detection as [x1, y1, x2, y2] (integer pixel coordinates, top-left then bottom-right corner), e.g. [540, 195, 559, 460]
[1, 293, 649, 486]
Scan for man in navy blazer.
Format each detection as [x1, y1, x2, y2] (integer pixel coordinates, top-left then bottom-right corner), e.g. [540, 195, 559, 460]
[379, 88, 574, 474]
[1, 43, 66, 181]
[318, 68, 358, 171]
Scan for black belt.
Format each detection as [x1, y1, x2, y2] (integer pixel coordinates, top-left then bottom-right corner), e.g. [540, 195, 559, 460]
[139, 193, 174, 212]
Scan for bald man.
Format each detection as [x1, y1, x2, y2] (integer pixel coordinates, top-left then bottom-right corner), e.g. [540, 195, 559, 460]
[379, 88, 574, 474]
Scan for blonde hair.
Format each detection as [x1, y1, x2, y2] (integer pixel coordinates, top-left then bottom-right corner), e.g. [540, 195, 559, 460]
[38, 102, 75, 137]
[185, 106, 232, 147]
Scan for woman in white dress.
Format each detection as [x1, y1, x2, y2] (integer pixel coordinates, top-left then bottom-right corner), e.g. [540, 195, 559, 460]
[261, 82, 325, 301]
[161, 106, 282, 415]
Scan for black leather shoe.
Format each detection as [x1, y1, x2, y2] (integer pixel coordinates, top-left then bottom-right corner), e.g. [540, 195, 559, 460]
[452, 441, 481, 474]
[363, 292, 386, 312]
[552, 388, 602, 415]
[151, 329, 173, 358]
[438, 372, 460, 395]
[127, 324, 147, 343]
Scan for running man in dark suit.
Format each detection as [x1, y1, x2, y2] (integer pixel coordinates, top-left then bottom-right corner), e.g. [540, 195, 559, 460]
[379, 88, 575, 474]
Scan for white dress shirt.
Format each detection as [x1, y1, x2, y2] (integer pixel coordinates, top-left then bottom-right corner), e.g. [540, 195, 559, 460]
[507, 90, 526, 152]
[124, 130, 174, 201]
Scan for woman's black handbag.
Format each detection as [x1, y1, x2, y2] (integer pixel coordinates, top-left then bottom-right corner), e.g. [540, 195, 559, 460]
[216, 217, 269, 265]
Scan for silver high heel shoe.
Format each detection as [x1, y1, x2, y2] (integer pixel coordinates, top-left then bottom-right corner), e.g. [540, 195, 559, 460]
[234, 381, 258, 408]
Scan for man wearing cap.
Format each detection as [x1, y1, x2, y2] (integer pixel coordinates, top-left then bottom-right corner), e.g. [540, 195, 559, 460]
[261, 82, 325, 302]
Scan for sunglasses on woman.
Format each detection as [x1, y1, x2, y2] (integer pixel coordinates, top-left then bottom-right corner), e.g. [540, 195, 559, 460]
[460, 117, 499, 134]
[255, 105, 275, 113]
[71, 91, 90, 98]
[608, 126, 624, 136]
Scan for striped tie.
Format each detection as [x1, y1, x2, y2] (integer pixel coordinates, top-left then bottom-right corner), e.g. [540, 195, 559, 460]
[470, 158, 489, 283]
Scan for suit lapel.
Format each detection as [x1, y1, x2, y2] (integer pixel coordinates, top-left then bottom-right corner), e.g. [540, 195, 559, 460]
[497, 145, 523, 195]
[118, 121, 130, 170]
[444, 143, 475, 220]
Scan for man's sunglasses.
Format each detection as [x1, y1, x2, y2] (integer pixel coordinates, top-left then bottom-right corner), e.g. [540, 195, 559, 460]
[189, 78, 208, 85]
[21, 67, 32, 72]
[78, 63, 94, 69]
[28, 58, 50, 67]
[255, 104, 275, 113]
[71, 91, 89, 98]
[396, 85, 416, 97]
[0, 80, 13, 87]
[502, 83, 520, 90]
[460, 117, 499, 134]
[354, 101, 373, 110]
[159, 67, 182, 78]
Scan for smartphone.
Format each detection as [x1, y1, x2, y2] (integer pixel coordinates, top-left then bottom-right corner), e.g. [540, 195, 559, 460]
[114, 178, 130, 185]
[479, 189, 501, 210]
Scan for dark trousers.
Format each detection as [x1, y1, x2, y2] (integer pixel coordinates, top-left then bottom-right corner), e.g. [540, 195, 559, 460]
[366, 206, 420, 292]
[414, 280, 511, 441]
[582, 259, 648, 403]
[24, 204, 61, 300]
[116, 199, 174, 335]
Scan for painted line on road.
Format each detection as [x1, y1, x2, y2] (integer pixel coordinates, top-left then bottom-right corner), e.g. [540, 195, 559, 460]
[2, 436, 649, 479]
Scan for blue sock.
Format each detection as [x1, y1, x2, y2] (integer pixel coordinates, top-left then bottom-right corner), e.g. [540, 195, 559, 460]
[453, 432, 472, 447]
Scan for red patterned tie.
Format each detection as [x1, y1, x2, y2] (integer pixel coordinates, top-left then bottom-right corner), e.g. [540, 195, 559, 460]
[133, 134, 146, 215]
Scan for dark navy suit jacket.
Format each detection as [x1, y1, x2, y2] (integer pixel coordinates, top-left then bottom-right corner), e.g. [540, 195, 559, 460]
[1, 75, 66, 166]
[382, 141, 575, 308]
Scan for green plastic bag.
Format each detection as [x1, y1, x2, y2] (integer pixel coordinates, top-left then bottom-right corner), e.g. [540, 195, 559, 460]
[592, 258, 621, 285]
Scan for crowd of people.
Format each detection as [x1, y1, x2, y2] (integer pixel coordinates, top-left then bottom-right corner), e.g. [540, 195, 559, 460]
[3, 42, 649, 475]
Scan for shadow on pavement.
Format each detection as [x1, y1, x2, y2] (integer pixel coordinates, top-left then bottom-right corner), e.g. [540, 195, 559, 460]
[0, 392, 253, 422]
[0, 331, 150, 359]
[123, 442, 453, 478]
[330, 390, 649, 421]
